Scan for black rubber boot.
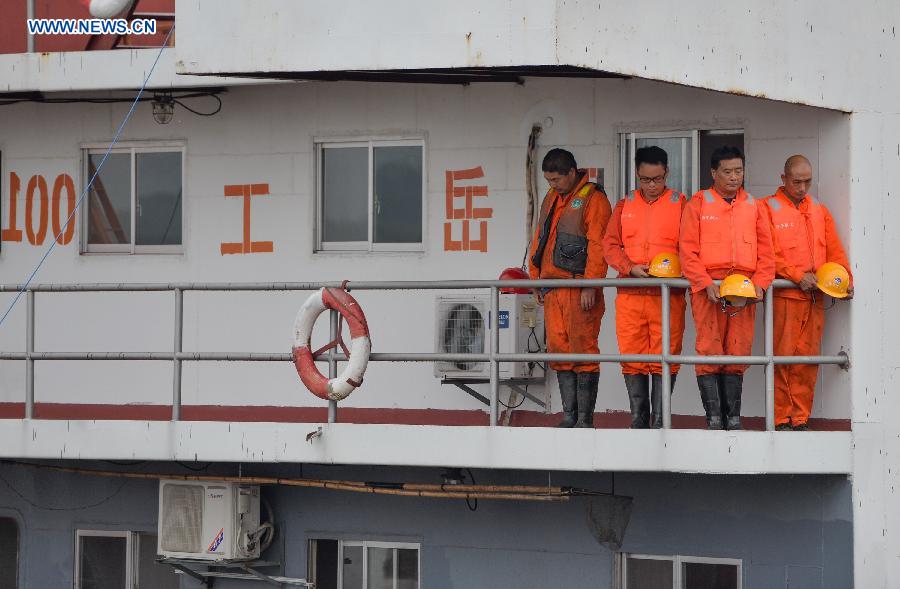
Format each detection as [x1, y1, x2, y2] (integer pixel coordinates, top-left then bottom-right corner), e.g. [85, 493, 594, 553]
[650, 373, 677, 428]
[556, 371, 578, 428]
[624, 374, 650, 429]
[720, 374, 743, 430]
[697, 375, 724, 430]
[575, 372, 600, 428]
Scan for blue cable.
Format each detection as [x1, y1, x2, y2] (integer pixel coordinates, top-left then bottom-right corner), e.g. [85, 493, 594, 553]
[0, 24, 176, 329]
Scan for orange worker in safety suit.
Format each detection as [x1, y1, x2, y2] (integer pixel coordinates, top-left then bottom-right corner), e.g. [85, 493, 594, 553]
[763, 155, 852, 431]
[602, 145, 687, 429]
[529, 148, 612, 428]
[680, 146, 775, 430]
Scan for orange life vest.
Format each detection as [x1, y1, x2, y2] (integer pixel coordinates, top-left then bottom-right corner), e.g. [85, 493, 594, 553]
[764, 191, 827, 273]
[696, 188, 759, 273]
[621, 188, 684, 265]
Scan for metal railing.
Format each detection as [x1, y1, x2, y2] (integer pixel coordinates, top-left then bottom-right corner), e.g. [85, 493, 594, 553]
[0, 279, 849, 430]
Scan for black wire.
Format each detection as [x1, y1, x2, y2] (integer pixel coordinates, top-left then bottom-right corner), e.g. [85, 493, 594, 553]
[498, 384, 527, 409]
[173, 94, 222, 116]
[465, 469, 478, 512]
[0, 470, 128, 511]
[176, 461, 212, 472]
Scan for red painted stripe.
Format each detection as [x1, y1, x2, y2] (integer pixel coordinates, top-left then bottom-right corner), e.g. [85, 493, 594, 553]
[0, 403, 851, 431]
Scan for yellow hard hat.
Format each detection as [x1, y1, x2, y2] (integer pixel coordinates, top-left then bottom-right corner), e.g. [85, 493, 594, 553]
[648, 251, 681, 278]
[815, 262, 850, 298]
[719, 274, 756, 306]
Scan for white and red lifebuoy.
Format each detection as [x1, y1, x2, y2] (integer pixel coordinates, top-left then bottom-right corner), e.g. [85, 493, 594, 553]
[292, 288, 371, 401]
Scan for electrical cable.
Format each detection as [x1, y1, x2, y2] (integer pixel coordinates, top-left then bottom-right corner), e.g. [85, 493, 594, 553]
[173, 93, 222, 116]
[176, 461, 212, 472]
[0, 24, 175, 330]
[0, 470, 128, 511]
[465, 469, 478, 511]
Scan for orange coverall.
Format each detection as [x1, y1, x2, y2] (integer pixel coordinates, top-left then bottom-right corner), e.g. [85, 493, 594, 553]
[680, 188, 776, 375]
[764, 188, 852, 426]
[528, 173, 612, 373]
[602, 188, 687, 375]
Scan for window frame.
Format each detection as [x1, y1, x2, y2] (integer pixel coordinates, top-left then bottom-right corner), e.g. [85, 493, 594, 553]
[80, 141, 186, 255]
[326, 539, 421, 589]
[619, 552, 743, 589]
[315, 136, 427, 253]
[74, 530, 172, 589]
[619, 130, 699, 199]
[0, 513, 21, 589]
[74, 529, 133, 589]
[618, 128, 745, 199]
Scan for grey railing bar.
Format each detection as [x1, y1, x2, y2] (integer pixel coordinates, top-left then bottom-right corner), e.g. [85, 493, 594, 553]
[660, 283, 672, 429]
[172, 288, 183, 422]
[25, 290, 35, 420]
[0, 351, 849, 366]
[489, 286, 500, 426]
[327, 309, 338, 424]
[0, 278, 804, 292]
[764, 287, 775, 431]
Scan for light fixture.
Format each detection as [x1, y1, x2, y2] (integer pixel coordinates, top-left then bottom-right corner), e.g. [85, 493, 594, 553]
[440, 468, 466, 486]
[152, 92, 174, 124]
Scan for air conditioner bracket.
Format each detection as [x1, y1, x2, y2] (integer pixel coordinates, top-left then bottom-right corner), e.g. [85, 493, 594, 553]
[157, 557, 313, 587]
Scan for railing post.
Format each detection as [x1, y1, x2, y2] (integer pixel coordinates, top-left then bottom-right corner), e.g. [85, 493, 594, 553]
[660, 282, 672, 429]
[328, 309, 338, 424]
[764, 287, 775, 431]
[489, 286, 500, 426]
[25, 290, 35, 420]
[172, 288, 183, 421]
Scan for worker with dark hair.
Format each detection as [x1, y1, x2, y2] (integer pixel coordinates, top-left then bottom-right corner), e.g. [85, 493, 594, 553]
[603, 146, 687, 428]
[529, 148, 612, 428]
[679, 146, 775, 430]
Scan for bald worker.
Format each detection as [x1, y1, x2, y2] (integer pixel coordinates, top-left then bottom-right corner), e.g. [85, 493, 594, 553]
[763, 155, 852, 431]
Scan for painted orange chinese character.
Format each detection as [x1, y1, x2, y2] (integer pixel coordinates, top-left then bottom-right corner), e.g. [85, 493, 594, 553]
[220, 183, 274, 255]
[443, 167, 492, 253]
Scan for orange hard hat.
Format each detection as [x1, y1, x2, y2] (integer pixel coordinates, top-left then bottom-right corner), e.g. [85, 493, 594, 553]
[499, 267, 531, 294]
[815, 262, 850, 298]
[719, 274, 756, 307]
[648, 252, 681, 278]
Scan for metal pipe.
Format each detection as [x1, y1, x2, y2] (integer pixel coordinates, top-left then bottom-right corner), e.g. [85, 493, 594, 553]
[660, 284, 671, 429]
[489, 286, 500, 426]
[765, 286, 775, 431]
[327, 309, 338, 424]
[25, 290, 35, 419]
[0, 278, 804, 293]
[172, 288, 183, 422]
[26, 0, 35, 53]
[0, 351, 849, 365]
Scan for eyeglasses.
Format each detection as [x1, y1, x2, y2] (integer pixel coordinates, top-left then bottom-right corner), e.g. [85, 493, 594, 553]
[638, 175, 666, 185]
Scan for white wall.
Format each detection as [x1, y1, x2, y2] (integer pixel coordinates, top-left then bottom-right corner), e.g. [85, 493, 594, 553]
[0, 77, 850, 422]
[177, 0, 900, 113]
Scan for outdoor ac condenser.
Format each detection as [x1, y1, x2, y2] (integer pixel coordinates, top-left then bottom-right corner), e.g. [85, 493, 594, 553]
[157, 480, 261, 561]
[434, 293, 545, 380]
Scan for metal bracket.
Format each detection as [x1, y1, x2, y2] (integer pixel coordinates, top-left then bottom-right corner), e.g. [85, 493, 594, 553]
[157, 558, 313, 587]
[441, 377, 547, 409]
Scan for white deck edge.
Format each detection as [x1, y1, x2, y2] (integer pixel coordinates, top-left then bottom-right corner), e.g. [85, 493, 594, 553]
[0, 420, 853, 474]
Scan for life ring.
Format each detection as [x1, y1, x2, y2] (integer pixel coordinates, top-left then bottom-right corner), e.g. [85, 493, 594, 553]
[292, 287, 371, 401]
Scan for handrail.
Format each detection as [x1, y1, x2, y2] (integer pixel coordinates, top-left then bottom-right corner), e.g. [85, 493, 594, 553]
[0, 278, 849, 431]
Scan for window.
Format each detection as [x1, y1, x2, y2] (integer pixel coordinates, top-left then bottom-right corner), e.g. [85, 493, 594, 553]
[0, 517, 19, 589]
[75, 531, 177, 589]
[309, 539, 420, 589]
[619, 130, 744, 198]
[82, 144, 184, 253]
[619, 553, 742, 589]
[316, 139, 425, 252]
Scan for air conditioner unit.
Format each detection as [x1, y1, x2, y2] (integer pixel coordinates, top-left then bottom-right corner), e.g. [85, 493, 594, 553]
[157, 480, 261, 562]
[434, 293, 545, 380]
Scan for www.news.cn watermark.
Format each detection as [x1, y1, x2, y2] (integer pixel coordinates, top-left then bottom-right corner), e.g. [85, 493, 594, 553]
[27, 18, 157, 36]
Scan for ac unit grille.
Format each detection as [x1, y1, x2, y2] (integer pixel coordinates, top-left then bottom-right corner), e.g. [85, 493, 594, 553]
[160, 484, 204, 553]
[437, 302, 485, 372]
